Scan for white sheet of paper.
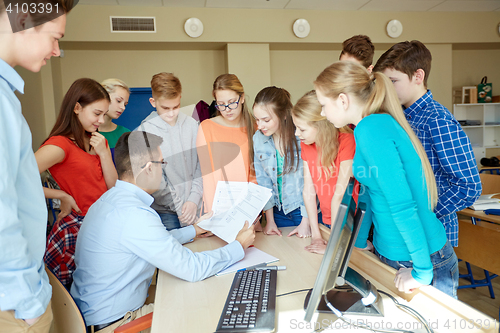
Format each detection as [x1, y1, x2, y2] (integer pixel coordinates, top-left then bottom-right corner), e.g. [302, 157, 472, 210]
[216, 247, 279, 276]
[197, 181, 272, 243]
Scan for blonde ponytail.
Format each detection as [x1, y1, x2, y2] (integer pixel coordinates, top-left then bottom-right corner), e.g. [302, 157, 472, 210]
[315, 62, 437, 209]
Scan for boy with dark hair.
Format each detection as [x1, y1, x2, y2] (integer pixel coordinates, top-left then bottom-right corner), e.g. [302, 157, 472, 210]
[339, 34, 375, 72]
[374, 40, 482, 247]
[71, 131, 255, 333]
[0, 1, 74, 331]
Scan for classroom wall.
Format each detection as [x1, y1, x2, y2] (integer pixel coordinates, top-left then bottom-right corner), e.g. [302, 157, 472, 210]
[19, 5, 500, 148]
[58, 49, 226, 106]
[270, 45, 452, 106]
[452, 48, 500, 104]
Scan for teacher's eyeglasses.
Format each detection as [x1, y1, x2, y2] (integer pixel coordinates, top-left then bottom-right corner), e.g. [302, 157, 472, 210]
[141, 159, 167, 169]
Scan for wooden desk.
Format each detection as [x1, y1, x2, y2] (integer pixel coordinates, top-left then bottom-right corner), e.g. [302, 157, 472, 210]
[458, 208, 500, 226]
[151, 227, 498, 333]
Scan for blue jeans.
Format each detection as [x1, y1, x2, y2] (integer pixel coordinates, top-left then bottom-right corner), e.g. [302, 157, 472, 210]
[273, 206, 303, 227]
[158, 211, 181, 231]
[375, 240, 458, 298]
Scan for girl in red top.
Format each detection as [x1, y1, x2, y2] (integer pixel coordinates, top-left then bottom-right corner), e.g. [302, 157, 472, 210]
[291, 90, 355, 255]
[35, 78, 118, 287]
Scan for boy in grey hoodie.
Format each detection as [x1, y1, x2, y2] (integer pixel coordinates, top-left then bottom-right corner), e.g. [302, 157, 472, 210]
[137, 72, 202, 230]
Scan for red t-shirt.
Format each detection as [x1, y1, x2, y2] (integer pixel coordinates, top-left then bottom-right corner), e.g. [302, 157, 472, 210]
[301, 132, 356, 225]
[42, 136, 108, 215]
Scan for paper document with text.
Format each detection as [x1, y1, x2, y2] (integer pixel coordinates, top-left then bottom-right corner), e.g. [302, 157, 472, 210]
[197, 181, 272, 243]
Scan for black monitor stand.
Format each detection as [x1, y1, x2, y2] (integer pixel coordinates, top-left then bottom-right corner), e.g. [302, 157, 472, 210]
[304, 267, 384, 317]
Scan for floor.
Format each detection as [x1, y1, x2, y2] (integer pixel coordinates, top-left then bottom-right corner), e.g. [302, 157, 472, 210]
[457, 261, 500, 321]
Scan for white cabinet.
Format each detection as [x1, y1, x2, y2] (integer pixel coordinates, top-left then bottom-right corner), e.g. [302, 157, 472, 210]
[453, 103, 500, 164]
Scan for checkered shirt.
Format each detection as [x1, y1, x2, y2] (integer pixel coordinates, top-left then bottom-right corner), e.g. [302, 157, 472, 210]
[44, 212, 84, 287]
[404, 90, 482, 247]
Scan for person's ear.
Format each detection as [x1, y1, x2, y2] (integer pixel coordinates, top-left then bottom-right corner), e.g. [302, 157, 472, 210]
[74, 102, 82, 115]
[367, 65, 374, 73]
[338, 93, 349, 111]
[240, 93, 245, 105]
[413, 69, 425, 85]
[149, 97, 156, 108]
[11, 12, 31, 32]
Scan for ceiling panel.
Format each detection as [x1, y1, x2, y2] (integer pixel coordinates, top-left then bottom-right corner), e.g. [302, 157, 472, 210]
[76, 0, 500, 11]
[162, 0, 207, 7]
[359, 0, 445, 11]
[117, 0, 163, 6]
[429, 0, 500, 11]
[78, 0, 119, 5]
[206, 0, 290, 9]
[285, 0, 371, 11]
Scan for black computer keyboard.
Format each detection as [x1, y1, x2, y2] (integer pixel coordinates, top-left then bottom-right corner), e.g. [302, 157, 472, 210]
[215, 269, 277, 332]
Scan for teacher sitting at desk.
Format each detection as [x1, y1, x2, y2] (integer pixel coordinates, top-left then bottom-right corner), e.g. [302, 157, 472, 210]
[70, 131, 255, 333]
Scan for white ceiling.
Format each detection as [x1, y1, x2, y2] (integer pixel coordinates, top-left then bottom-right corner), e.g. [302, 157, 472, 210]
[77, 0, 500, 12]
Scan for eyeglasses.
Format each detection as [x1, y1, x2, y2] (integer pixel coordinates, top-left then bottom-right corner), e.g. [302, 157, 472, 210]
[215, 95, 241, 112]
[141, 159, 167, 169]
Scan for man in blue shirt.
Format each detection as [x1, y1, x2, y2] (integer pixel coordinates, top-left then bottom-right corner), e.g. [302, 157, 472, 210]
[374, 40, 482, 247]
[0, 2, 73, 332]
[71, 131, 255, 333]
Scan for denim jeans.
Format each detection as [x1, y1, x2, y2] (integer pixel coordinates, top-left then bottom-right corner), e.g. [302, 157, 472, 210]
[158, 212, 181, 231]
[272, 206, 303, 227]
[375, 240, 458, 298]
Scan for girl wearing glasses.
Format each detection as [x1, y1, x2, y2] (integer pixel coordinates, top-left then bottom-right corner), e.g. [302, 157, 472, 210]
[196, 74, 256, 213]
[291, 90, 355, 254]
[99, 78, 130, 161]
[35, 78, 118, 288]
[252, 86, 310, 238]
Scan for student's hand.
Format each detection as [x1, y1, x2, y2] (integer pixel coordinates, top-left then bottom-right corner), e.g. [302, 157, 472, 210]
[23, 315, 41, 326]
[288, 217, 311, 238]
[356, 240, 374, 253]
[179, 201, 198, 225]
[90, 132, 108, 157]
[57, 193, 82, 222]
[263, 219, 282, 236]
[394, 267, 423, 294]
[305, 237, 328, 255]
[254, 220, 263, 232]
[236, 221, 256, 250]
[253, 213, 263, 232]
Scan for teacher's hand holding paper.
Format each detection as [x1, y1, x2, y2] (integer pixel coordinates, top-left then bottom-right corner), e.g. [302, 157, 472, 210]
[194, 211, 215, 237]
[235, 221, 256, 250]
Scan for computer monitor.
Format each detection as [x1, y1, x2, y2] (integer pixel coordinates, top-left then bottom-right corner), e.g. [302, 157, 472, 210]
[304, 178, 383, 322]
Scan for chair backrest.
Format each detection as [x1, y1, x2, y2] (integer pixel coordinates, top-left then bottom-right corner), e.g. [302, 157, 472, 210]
[455, 219, 500, 276]
[479, 173, 500, 195]
[46, 267, 87, 333]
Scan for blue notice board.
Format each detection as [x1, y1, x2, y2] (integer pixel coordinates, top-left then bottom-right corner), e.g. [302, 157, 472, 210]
[114, 87, 155, 131]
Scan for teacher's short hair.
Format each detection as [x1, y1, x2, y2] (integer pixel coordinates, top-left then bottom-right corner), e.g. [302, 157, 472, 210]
[115, 131, 163, 179]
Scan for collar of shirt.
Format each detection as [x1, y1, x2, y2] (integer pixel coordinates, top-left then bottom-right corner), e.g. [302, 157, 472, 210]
[403, 90, 433, 120]
[114, 180, 154, 206]
[0, 58, 24, 94]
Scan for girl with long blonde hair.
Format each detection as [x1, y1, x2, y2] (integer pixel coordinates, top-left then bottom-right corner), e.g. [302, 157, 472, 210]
[292, 90, 355, 254]
[314, 61, 457, 298]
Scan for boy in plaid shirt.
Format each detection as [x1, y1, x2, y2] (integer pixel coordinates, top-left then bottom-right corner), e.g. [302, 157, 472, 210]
[374, 40, 482, 247]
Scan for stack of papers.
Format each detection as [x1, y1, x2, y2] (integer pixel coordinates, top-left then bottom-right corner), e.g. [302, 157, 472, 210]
[216, 247, 279, 276]
[469, 193, 500, 210]
[197, 181, 272, 243]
